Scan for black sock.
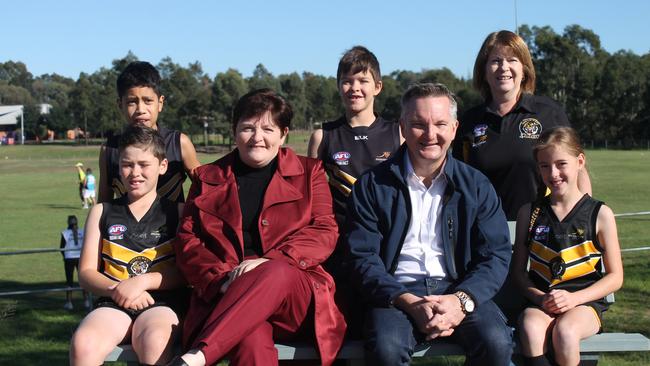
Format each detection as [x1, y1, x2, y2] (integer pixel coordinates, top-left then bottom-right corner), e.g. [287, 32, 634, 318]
[525, 355, 552, 366]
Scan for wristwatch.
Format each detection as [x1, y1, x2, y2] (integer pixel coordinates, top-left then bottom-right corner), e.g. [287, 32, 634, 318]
[454, 291, 475, 314]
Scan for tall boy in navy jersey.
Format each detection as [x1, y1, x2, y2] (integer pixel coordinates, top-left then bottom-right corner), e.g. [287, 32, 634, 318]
[308, 46, 403, 226]
[71, 125, 186, 365]
[308, 46, 403, 339]
[99, 61, 200, 204]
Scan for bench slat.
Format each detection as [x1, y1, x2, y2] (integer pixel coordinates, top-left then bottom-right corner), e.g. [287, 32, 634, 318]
[105, 332, 650, 363]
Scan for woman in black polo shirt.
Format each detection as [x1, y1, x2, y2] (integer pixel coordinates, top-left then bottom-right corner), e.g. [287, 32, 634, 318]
[454, 30, 591, 220]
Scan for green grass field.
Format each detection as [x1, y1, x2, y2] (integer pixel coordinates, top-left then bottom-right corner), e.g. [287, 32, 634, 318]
[0, 138, 648, 365]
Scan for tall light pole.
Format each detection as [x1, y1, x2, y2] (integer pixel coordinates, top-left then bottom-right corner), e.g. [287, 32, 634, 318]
[514, 0, 519, 34]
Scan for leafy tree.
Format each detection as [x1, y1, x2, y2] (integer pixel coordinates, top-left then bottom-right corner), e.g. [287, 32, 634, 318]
[0, 83, 34, 105]
[302, 72, 340, 127]
[69, 73, 94, 140]
[279, 72, 307, 128]
[0, 61, 33, 89]
[248, 64, 281, 91]
[375, 75, 401, 121]
[597, 51, 647, 142]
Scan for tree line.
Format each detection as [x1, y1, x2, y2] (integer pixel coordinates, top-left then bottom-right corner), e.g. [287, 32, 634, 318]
[1, 24, 648, 144]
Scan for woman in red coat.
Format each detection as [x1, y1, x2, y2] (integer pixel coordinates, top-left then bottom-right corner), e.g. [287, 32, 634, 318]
[170, 89, 346, 366]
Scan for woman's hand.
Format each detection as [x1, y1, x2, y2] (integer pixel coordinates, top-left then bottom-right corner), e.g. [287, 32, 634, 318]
[541, 289, 579, 314]
[108, 276, 148, 309]
[220, 258, 270, 293]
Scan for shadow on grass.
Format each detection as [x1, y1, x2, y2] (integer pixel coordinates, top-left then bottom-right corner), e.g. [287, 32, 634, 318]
[39, 203, 85, 210]
[0, 281, 87, 365]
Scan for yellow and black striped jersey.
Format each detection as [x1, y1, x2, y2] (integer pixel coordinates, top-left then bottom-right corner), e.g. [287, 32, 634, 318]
[99, 196, 179, 281]
[528, 194, 604, 293]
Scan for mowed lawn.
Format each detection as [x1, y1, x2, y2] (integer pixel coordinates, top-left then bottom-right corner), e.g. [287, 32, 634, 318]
[0, 141, 648, 365]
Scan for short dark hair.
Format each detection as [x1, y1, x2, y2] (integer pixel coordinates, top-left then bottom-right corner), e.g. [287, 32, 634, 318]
[67, 215, 78, 228]
[400, 83, 458, 120]
[118, 124, 166, 161]
[232, 89, 293, 134]
[337, 45, 381, 85]
[116, 61, 162, 98]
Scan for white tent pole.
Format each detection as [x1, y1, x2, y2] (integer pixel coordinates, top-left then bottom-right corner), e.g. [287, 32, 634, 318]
[21, 107, 25, 144]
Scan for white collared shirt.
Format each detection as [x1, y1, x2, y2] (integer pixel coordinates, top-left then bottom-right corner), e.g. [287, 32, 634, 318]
[394, 154, 448, 283]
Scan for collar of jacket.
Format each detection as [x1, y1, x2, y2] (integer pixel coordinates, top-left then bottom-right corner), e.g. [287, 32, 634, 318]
[196, 147, 305, 185]
[386, 144, 457, 193]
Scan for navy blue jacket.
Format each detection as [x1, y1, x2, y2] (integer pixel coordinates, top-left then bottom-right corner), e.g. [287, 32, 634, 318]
[345, 145, 511, 307]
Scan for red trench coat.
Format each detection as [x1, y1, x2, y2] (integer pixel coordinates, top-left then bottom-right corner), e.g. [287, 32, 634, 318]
[175, 147, 346, 366]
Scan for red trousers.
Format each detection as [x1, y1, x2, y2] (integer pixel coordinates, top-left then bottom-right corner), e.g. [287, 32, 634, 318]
[194, 260, 314, 365]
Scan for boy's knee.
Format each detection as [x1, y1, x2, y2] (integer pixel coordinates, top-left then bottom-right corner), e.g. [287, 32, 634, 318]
[519, 313, 547, 338]
[552, 319, 578, 344]
[70, 329, 101, 361]
[133, 325, 176, 352]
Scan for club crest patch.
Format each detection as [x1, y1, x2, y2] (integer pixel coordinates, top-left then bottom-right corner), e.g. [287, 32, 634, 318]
[472, 124, 488, 147]
[519, 118, 542, 139]
[108, 224, 127, 240]
[549, 256, 566, 280]
[333, 151, 351, 166]
[127, 256, 152, 277]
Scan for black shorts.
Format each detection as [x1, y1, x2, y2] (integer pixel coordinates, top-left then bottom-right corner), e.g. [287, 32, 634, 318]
[95, 288, 190, 320]
[526, 300, 608, 332]
[64, 259, 80, 287]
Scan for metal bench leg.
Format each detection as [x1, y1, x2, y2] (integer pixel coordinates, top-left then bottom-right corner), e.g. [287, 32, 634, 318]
[579, 353, 599, 366]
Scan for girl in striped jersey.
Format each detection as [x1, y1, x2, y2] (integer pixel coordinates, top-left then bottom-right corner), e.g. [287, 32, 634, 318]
[512, 127, 623, 366]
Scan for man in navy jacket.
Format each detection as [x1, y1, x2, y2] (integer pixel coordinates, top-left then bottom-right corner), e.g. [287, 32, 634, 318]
[345, 83, 513, 365]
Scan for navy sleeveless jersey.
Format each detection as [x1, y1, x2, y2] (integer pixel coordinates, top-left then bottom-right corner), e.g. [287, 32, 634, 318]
[105, 125, 187, 203]
[319, 116, 401, 224]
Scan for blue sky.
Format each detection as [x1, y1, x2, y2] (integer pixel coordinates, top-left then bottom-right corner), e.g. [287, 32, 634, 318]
[4, 0, 649, 80]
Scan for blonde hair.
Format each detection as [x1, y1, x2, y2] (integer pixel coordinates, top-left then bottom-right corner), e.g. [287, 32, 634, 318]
[473, 30, 536, 100]
[533, 127, 584, 162]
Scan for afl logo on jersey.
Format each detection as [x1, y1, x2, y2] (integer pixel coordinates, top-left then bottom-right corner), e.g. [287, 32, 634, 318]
[332, 151, 351, 166]
[519, 118, 542, 139]
[533, 225, 550, 241]
[127, 256, 152, 277]
[108, 224, 127, 240]
[472, 124, 488, 147]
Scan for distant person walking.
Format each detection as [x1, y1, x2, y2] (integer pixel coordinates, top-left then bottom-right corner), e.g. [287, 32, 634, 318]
[60, 215, 89, 310]
[83, 168, 96, 209]
[75, 163, 86, 207]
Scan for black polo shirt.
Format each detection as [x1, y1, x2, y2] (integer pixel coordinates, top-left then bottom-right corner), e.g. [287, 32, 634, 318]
[452, 94, 570, 220]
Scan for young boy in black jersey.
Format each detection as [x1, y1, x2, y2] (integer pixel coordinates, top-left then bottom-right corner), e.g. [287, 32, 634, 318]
[307, 46, 403, 340]
[98, 61, 200, 204]
[307, 45, 403, 226]
[71, 125, 186, 365]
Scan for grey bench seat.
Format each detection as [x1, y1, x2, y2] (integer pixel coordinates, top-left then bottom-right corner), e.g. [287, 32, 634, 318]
[105, 332, 650, 365]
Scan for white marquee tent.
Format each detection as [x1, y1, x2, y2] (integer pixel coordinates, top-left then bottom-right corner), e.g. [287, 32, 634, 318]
[0, 105, 24, 144]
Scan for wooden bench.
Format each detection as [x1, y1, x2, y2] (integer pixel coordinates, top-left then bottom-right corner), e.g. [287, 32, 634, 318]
[105, 333, 650, 365]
